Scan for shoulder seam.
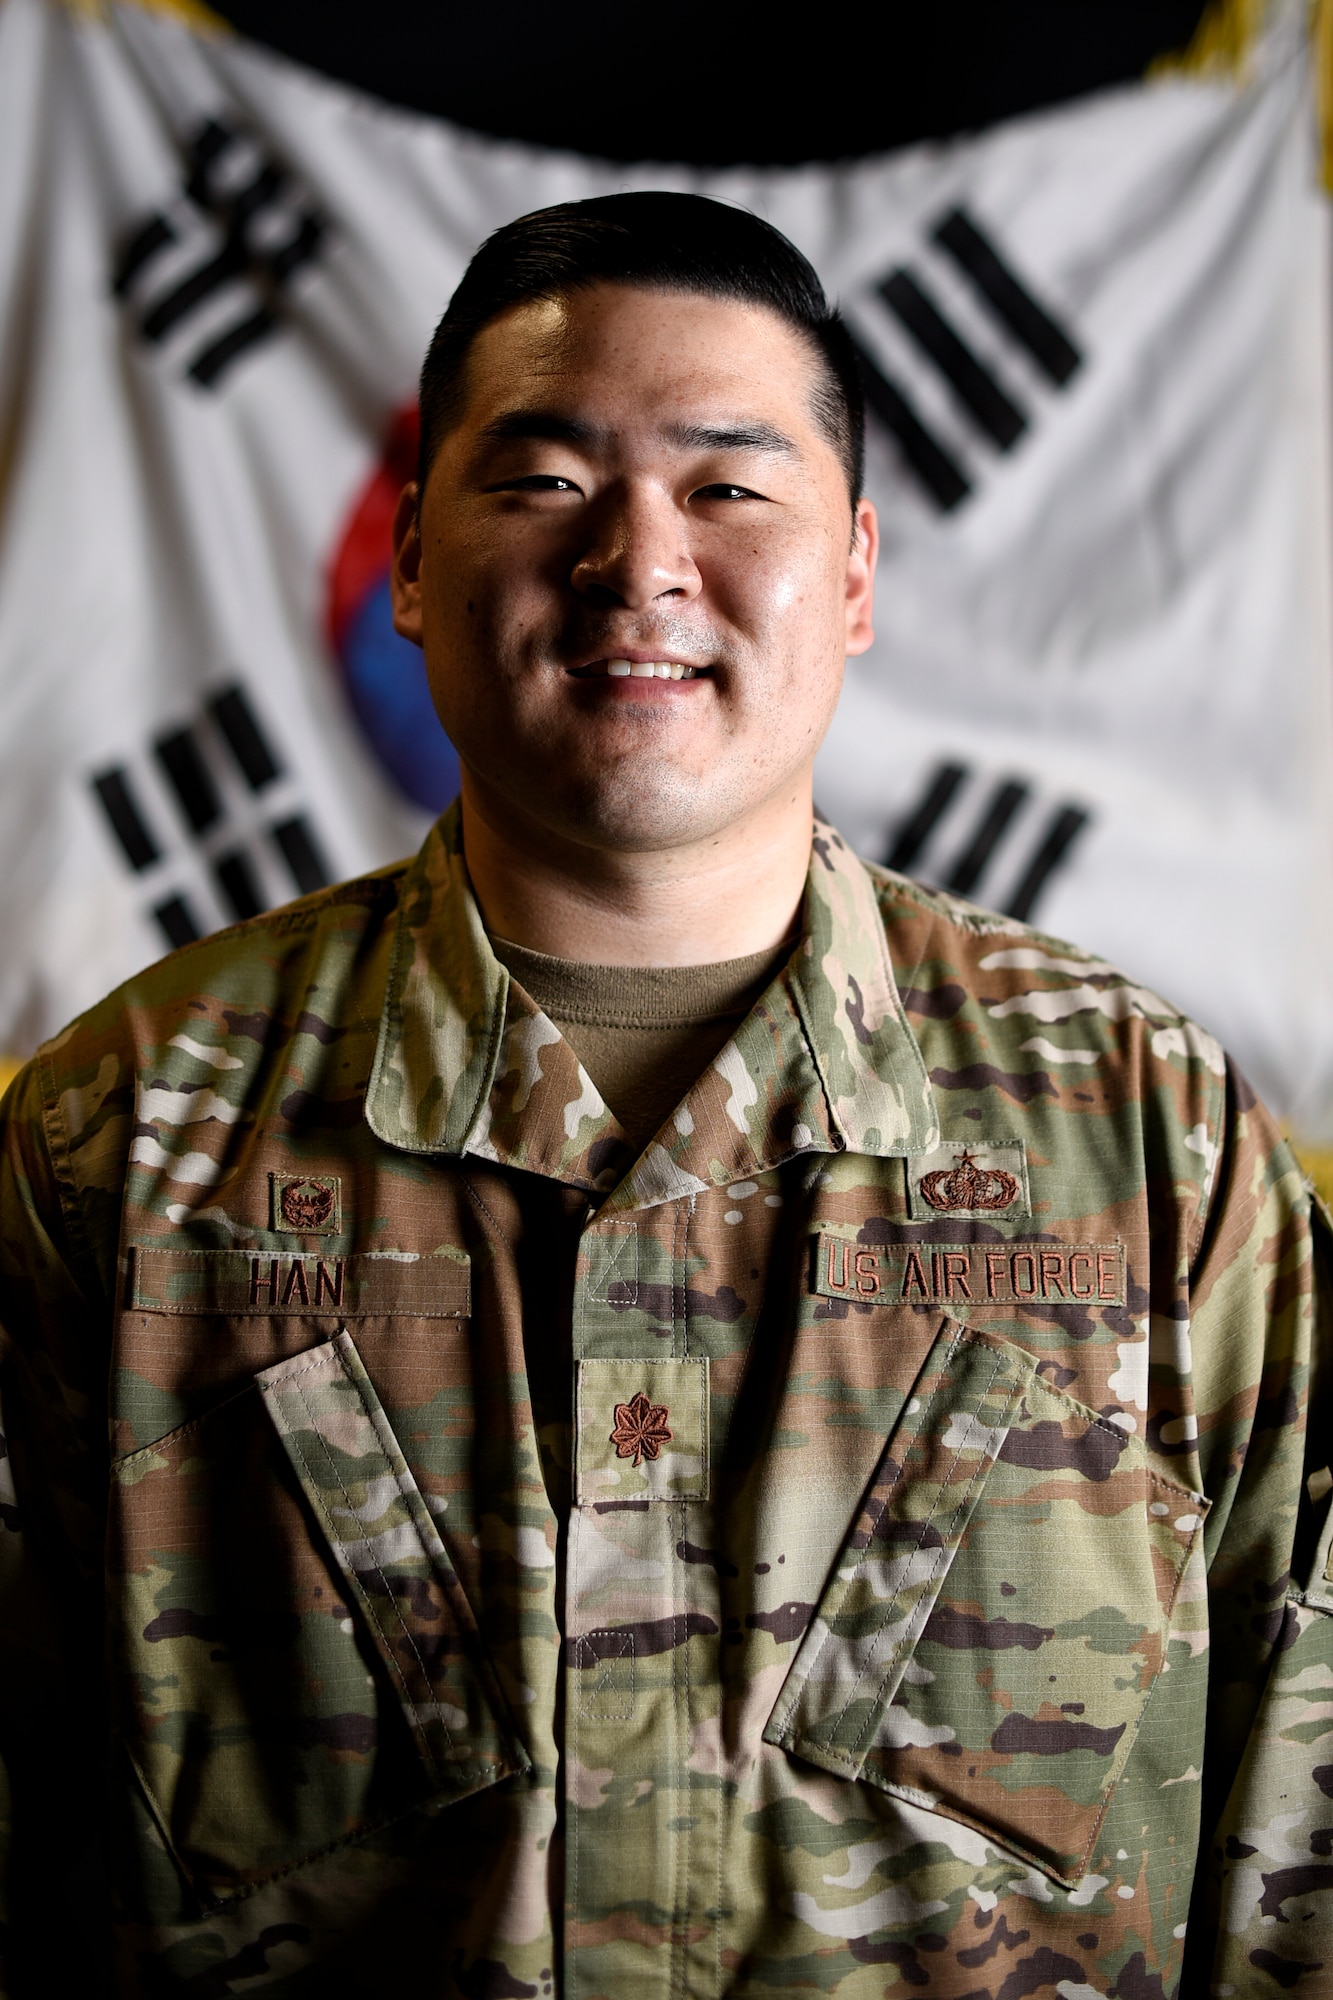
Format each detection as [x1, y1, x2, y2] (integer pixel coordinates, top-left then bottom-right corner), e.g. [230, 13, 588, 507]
[34, 1045, 105, 1309]
[133, 868, 407, 971]
[871, 867, 1102, 962]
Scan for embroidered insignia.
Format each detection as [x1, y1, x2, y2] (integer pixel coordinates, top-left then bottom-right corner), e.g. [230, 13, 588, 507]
[576, 1359, 708, 1502]
[270, 1171, 341, 1235]
[906, 1139, 1030, 1221]
[282, 1180, 335, 1228]
[610, 1391, 673, 1468]
[919, 1148, 1019, 1212]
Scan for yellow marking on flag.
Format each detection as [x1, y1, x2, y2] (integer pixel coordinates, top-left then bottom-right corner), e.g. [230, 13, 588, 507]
[56, 0, 230, 32]
[1148, 0, 1270, 84]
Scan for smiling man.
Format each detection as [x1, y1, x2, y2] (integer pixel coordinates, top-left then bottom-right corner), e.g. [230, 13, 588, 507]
[1, 193, 1331, 1998]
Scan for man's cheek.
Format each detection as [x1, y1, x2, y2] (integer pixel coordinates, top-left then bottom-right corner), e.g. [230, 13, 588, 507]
[744, 539, 833, 622]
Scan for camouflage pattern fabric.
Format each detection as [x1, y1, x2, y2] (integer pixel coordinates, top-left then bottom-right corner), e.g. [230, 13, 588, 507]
[0, 802, 1330, 1996]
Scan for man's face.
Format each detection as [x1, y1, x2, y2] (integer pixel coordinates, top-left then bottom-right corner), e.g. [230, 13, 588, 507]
[391, 282, 877, 855]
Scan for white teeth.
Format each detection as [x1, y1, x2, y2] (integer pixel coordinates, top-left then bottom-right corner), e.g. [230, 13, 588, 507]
[598, 659, 699, 679]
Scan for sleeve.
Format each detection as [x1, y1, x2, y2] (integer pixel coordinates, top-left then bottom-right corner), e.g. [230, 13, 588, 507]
[1178, 1065, 1333, 1991]
[0, 1057, 118, 1995]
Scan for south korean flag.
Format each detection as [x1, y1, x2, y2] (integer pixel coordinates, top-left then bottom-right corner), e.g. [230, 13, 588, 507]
[0, 0, 1329, 1143]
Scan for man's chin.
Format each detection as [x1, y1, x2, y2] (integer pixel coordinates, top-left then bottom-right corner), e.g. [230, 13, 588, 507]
[470, 760, 742, 856]
[558, 785, 735, 854]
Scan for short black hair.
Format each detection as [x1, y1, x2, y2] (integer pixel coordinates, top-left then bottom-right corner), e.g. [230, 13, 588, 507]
[417, 191, 865, 504]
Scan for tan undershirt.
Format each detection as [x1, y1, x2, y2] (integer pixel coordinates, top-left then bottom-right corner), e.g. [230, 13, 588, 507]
[490, 936, 792, 1158]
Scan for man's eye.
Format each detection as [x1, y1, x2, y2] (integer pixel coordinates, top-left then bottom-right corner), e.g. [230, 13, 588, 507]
[693, 482, 761, 502]
[493, 474, 580, 493]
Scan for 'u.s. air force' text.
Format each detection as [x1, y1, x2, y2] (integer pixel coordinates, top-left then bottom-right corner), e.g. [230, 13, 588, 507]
[812, 1234, 1126, 1307]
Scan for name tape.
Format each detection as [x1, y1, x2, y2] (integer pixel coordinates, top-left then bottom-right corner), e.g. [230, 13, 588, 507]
[129, 1246, 471, 1317]
[812, 1234, 1125, 1308]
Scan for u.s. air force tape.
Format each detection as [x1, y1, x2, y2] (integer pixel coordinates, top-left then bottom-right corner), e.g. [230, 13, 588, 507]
[811, 1234, 1126, 1308]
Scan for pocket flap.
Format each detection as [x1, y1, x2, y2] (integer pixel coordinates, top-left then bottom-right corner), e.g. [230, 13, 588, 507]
[764, 1323, 1207, 1885]
[257, 1332, 529, 1799]
[766, 1326, 1026, 1765]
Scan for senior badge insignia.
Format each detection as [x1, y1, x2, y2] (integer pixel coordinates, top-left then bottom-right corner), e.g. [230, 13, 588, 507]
[907, 1140, 1029, 1221]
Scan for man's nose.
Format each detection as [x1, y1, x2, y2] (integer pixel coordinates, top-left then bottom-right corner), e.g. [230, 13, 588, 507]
[570, 484, 701, 608]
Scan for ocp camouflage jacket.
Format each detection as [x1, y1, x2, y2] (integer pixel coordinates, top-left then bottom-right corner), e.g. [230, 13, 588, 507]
[0, 808, 1330, 1998]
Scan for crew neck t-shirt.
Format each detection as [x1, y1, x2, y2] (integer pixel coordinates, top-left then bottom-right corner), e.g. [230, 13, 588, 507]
[489, 936, 792, 1159]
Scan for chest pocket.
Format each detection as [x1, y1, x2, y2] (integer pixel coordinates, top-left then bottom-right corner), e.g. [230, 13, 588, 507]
[763, 1321, 1207, 1887]
[109, 1329, 529, 1906]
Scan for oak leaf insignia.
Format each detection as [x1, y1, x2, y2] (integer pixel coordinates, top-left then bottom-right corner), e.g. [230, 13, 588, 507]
[610, 1391, 673, 1468]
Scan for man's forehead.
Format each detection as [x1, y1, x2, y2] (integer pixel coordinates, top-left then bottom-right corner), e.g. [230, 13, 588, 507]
[464, 284, 822, 425]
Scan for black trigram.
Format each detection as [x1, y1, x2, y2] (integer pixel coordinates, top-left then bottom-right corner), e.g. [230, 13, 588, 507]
[92, 682, 330, 951]
[112, 119, 326, 389]
[852, 206, 1081, 513]
[885, 760, 1091, 922]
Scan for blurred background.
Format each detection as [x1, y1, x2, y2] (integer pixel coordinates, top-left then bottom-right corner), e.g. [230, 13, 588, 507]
[2, 0, 1332, 1190]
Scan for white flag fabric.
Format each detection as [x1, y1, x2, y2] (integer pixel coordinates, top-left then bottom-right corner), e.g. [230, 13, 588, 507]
[1, 0, 1330, 1133]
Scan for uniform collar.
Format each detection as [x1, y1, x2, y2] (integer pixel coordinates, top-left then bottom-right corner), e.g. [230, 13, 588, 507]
[365, 805, 938, 1202]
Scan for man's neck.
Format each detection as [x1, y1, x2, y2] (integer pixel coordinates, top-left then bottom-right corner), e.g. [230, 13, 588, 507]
[457, 779, 812, 966]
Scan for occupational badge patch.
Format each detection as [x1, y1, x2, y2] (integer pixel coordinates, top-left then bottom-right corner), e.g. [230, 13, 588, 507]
[906, 1139, 1029, 1220]
[270, 1171, 342, 1235]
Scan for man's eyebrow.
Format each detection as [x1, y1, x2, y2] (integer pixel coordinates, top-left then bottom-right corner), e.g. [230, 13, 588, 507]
[476, 409, 605, 448]
[475, 410, 800, 458]
[662, 419, 800, 457]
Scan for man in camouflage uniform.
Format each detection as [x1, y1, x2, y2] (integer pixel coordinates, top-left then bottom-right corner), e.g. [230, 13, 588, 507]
[1, 192, 1330, 1998]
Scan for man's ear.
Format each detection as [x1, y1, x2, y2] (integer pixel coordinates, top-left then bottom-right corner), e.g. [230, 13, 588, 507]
[844, 495, 878, 658]
[389, 482, 424, 647]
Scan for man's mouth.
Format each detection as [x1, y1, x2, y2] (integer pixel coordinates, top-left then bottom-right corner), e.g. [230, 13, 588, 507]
[569, 658, 707, 681]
